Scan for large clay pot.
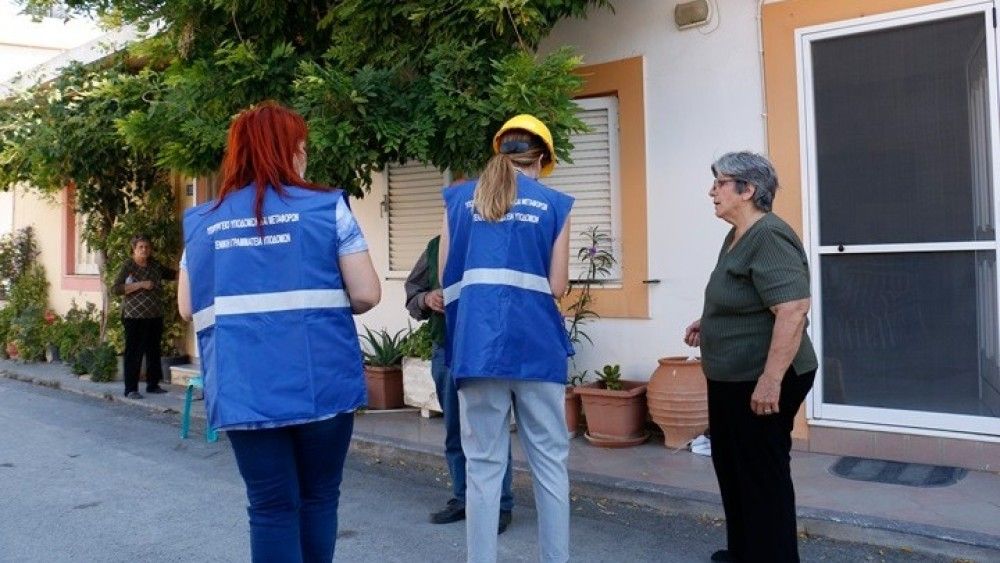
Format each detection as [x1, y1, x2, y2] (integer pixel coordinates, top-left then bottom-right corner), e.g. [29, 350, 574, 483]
[575, 381, 648, 447]
[647, 356, 708, 448]
[565, 386, 582, 438]
[364, 365, 404, 409]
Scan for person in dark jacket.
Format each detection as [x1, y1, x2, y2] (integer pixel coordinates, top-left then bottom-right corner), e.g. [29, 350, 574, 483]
[404, 235, 514, 533]
[112, 235, 175, 398]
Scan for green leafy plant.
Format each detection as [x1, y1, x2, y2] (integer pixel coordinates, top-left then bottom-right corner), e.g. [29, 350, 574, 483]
[568, 370, 590, 387]
[400, 322, 434, 361]
[58, 301, 101, 365]
[561, 226, 617, 385]
[87, 342, 119, 382]
[0, 226, 40, 300]
[9, 305, 47, 362]
[360, 327, 408, 367]
[596, 364, 623, 391]
[71, 347, 94, 376]
[0, 307, 15, 358]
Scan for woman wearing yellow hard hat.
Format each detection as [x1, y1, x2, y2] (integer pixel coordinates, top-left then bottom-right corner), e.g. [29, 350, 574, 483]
[439, 114, 574, 562]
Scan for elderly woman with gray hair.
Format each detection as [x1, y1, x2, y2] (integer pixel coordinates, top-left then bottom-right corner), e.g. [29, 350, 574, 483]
[684, 151, 817, 563]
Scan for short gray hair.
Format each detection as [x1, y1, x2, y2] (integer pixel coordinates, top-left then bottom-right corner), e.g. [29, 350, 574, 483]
[711, 151, 779, 212]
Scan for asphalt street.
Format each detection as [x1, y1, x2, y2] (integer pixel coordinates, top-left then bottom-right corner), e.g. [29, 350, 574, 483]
[0, 378, 948, 562]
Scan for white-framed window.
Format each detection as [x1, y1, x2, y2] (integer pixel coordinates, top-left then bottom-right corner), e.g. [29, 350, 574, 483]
[384, 162, 451, 275]
[74, 213, 98, 275]
[383, 96, 622, 280]
[546, 96, 622, 281]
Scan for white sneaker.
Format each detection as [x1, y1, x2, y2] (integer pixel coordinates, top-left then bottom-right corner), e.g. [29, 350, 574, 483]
[690, 434, 711, 456]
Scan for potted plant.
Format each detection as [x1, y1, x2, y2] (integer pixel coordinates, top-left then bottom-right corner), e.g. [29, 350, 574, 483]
[648, 356, 709, 448]
[360, 327, 407, 410]
[400, 322, 441, 416]
[561, 226, 617, 437]
[575, 364, 649, 447]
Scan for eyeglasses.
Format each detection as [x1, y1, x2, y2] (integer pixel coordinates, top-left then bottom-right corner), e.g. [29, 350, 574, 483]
[712, 177, 745, 189]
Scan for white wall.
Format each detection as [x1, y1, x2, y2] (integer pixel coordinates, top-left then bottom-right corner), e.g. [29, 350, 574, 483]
[0, 1, 103, 83]
[352, 174, 416, 336]
[357, 0, 770, 381]
[537, 0, 768, 381]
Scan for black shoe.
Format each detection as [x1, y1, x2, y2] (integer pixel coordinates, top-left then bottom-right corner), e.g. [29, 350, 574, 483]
[124, 391, 143, 399]
[146, 386, 168, 394]
[711, 549, 737, 562]
[430, 499, 465, 524]
[498, 510, 512, 535]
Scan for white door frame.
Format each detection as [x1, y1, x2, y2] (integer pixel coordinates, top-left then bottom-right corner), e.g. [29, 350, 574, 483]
[796, 0, 1000, 438]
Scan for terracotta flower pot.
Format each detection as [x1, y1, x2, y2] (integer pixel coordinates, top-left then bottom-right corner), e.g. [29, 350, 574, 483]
[364, 365, 404, 409]
[575, 380, 648, 447]
[647, 356, 708, 448]
[565, 386, 582, 437]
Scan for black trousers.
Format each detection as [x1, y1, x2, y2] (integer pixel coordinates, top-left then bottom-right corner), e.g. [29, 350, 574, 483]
[707, 368, 816, 563]
[122, 317, 164, 393]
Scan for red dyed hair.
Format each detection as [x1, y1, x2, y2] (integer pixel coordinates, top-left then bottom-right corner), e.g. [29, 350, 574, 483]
[217, 100, 325, 225]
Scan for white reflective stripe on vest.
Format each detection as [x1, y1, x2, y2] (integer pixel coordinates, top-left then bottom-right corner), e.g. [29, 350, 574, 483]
[192, 289, 350, 331]
[443, 268, 551, 305]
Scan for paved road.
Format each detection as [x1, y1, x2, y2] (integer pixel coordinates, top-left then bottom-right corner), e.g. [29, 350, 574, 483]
[0, 378, 947, 562]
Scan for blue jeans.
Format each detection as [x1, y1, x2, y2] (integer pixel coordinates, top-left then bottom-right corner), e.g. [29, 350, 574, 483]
[431, 345, 513, 511]
[227, 413, 355, 563]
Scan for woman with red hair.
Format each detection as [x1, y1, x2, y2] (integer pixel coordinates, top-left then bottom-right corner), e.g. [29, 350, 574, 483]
[178, 100, 380, 562]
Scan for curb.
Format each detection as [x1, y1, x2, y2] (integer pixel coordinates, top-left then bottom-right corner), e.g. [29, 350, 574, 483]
[4, 368, 999, 560]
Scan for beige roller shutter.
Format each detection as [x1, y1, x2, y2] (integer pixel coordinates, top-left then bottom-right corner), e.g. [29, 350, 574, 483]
[545, 96, 621, 280]
[386, 162, 449, 274]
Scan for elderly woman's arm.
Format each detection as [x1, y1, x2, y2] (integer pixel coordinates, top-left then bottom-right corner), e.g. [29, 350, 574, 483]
[750, 297, 811, 415]
[112, 263, 151, 295]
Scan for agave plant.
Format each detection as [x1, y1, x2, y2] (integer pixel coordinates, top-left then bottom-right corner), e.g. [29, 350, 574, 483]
[360, 327, 408, 367]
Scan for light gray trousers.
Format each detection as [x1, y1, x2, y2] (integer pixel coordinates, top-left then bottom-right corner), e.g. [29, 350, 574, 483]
[458, 378, 569, 563]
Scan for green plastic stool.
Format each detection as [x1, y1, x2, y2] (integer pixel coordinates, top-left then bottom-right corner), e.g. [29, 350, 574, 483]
[180, 375, 218, 443]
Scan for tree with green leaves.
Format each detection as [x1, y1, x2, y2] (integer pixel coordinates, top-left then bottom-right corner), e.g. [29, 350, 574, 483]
[1, 0, 613, 340]
[0, 57, 167, 336]
[14, 0, 612, 195]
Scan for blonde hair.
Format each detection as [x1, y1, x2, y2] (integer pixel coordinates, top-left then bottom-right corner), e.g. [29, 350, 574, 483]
[474, 130, 551, 221]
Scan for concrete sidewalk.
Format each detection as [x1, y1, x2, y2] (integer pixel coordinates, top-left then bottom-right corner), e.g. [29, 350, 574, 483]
[3, 359, 998, 561]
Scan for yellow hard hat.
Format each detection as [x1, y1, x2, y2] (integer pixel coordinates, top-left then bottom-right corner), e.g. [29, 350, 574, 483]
[492, 114, 556, 177]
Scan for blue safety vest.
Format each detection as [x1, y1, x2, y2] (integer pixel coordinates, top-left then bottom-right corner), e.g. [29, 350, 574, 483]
[442, 174, 574, 384]
[183, 185, 365, 430]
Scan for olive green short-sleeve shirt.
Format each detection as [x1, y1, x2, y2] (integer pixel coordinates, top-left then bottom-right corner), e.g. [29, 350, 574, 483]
[700, 213, 818, 382]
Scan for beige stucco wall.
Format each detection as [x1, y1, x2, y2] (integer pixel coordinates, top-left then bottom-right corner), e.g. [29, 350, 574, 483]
[12, 186, 101, 314]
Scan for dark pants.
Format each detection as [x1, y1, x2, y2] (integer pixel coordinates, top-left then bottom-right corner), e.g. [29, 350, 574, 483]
[228, 413, 355, 563]
[122, 316, 163, 393]
[708, 368, 816, 563]
[430, 345, 514, 510]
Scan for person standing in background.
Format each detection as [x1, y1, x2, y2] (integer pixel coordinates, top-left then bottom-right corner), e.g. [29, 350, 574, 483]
[405, 235, 515, 533]
[113, 235, 175, 399]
